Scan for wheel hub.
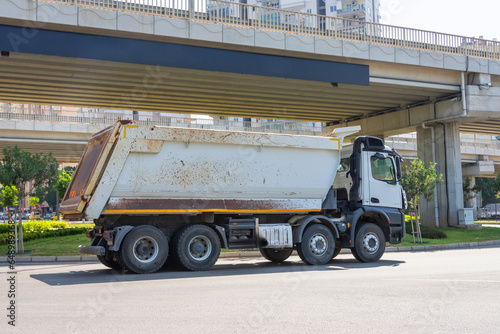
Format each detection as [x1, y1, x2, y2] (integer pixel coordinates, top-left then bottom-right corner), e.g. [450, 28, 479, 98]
[133, 237, 159, 263]
[188, 236, 212, 261]
[309, 233, 328, 256]
[362, 232, 379, 254]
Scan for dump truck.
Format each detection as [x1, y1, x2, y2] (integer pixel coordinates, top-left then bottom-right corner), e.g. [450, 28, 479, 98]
[60, 121, 406, 273]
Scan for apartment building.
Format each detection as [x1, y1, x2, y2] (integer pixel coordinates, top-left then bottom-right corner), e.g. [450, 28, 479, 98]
[245, 0, 380, 22]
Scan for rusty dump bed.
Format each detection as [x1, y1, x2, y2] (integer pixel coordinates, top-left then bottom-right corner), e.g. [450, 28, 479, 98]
[60, 121, 359, 220]
[59, 121, 126, 217]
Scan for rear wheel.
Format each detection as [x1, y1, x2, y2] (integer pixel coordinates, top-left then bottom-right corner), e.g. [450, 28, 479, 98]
[296, 224, 335, 265]
[172, 225, 220, 271]
[97, 253, 122, 270]
[330, 243, 342, 261]
[117, 226, 168, 274]
[260, 248, 293, 263]
[351, 223, 386, 263]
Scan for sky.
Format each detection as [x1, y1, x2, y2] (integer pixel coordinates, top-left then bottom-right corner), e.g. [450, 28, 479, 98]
[379, 0, 500, 40]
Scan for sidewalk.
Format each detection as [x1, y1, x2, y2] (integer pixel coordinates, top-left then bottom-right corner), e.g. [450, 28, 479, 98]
[2, 240, 500, 263]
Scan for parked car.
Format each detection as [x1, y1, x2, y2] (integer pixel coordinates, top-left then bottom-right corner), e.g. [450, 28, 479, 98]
[483, 203, 500, 219]
[29, 210, 41, 220]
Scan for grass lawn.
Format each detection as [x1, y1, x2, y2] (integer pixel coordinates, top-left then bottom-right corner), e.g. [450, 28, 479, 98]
[393, 226, 500, 247]
[1, 234, 89, 256]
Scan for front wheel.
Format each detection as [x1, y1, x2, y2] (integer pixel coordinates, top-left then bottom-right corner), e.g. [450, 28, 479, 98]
[351, 223, 386, 263]
[296, 224, 335, 265]
[260, 248, 293, 263]
[117, 226, 168, 274]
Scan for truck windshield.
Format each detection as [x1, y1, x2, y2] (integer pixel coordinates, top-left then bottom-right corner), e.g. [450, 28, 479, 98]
[370, 156, 395, 181]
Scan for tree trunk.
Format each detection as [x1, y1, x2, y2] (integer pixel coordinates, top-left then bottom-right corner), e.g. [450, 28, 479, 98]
[56, 191, 60, 220]
[414, 197, 422, 243]
[18, 205, 24, 253]
[9, 209, 18, 253]
[410, 204, 416, 243]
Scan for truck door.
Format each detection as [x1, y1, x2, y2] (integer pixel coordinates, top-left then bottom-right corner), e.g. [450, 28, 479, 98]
[367, 152, 402, 208]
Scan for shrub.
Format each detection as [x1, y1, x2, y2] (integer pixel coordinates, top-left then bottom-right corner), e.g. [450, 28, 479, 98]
[0, 220, 69, 234]
[405, 221, 447, 239]
[0, 227, 87, 245]
[21, 220, 69, 232]
[0, 224, 10, 234]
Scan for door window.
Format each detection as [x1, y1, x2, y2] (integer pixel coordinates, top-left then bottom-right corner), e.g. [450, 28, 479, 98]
[370, 156, 395, 182]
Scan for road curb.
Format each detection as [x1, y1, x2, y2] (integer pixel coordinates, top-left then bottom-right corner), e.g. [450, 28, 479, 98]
[2, 240, 500, 263]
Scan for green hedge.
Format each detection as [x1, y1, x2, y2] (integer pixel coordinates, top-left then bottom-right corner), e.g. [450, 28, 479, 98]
[0, 227, 87, 245]
[0, 220, 69, 233]
[405, 221, 447, 239]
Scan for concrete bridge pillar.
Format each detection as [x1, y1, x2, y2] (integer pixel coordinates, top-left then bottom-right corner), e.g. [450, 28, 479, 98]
[417, 122, 464, 227]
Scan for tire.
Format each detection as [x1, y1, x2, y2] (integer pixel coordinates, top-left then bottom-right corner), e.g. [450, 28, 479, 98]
[351, 223, 386, 263]
[260, 248, 293, 263]
[97, 253, 122, 270]
[330, 243, 342, 261]
[296, 224, 335, 265]
[172, 225, 221, 271]
[117, 226, 168, 274]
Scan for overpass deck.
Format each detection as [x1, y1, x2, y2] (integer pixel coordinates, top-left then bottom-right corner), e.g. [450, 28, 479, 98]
[1, 0, 500, 135]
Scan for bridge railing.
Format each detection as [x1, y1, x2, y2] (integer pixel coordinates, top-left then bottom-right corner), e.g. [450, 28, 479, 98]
[385, 135, 500, 150]
[0, 106, 323, 135]
[41, 0, 500, 59]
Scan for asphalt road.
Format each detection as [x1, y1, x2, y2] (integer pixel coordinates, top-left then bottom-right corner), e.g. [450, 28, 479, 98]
[2, 247, 500, 334]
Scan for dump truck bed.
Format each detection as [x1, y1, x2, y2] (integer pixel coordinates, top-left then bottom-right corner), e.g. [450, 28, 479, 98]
[61, 122, 353, 220]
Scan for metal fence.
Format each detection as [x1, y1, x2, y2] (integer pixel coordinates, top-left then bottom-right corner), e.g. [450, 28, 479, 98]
[385, 135, 500, 150]
[0, 106, 323, 135]
[41, 0, 500, 59]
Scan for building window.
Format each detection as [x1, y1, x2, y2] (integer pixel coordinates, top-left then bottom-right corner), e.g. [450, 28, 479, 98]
[307, 9, 312, 14]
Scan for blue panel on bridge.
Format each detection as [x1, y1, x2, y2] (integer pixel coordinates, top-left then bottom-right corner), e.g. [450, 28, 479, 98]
[0, 24, 368, 86]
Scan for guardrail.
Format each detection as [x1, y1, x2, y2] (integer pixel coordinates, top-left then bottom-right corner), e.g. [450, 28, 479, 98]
[41, 0, 500, 59]
[385, 135, 500, 150]
[1, 106, 499, 149]
[0, 107, 322, 135]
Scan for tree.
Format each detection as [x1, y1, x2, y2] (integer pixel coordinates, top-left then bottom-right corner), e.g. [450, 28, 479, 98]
[0, 185, 19, 253]
[54, 170, 73, 217]
[477, 175, 500, 205]
[0, 185, 19, 221]
[55, 170, 72, 199]
[462, 176, 483, 205]
[29, 196, 39, 208]
[0, 146, 58, 252]
[493, 174, 500, 201]
[401, 158, 443, 242]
